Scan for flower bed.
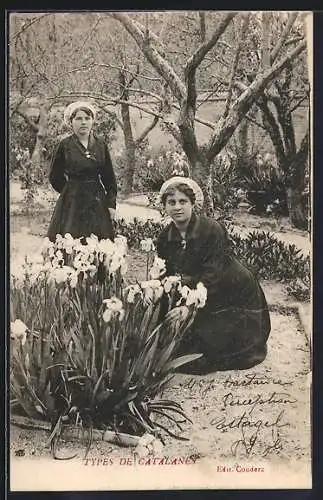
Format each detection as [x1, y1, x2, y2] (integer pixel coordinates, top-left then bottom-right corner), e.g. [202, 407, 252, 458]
[10, 233, 207, 458]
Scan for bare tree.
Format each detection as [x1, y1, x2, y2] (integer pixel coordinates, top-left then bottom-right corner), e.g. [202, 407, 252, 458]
[238, 12, 310, 229]
[109, 11, 307, 212]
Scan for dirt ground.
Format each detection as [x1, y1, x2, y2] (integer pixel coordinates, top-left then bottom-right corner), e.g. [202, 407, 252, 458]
[9, 184, 312, 489]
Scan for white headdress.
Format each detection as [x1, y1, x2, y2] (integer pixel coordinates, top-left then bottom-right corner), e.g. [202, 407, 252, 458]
[63, 101, 97, 125]
[159, 176, 204, 209]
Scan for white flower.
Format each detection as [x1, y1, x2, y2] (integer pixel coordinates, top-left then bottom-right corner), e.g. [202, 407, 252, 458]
[56, 250, 64, 262]
[147, 159, 154, 168]
[196, 282, 207, 308]
[86, 234, 99, 252]
[109, 252, 126, 274]
[163, 275, 181, 293]
[103, 297, 123, 310]
[140, 238, 155, 253]
[177, 282, 207, 309]
[102, 309, 113, 323]
[11, 319, 27, 345]
[50, 265, 74, 284]
[63, 233, 74, 254]
[25, 353, 30, 370]
[255, 154, 264, 167]
[125, 284, 143, 304]
[55, 234, 64, 249]
[68, 270, 79, 288]
[41, 237, 54, 256]
[141, 279, 164, 303]
[98, 239, 115, 262]
[149, 257, 166, 279]
[114, 235, 128, 254]
[264, 153, 274, 164]
[73, 253, 96, 274]
[102, 297, 125, 323]
[185, 282, 207, 309]
[179, 285, 191, 301]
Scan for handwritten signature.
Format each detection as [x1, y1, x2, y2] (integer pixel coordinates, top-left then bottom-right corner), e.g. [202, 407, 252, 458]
[222, 391, 297, 415]
[211, 409, 289, 458]
[180, 373, 293, 398]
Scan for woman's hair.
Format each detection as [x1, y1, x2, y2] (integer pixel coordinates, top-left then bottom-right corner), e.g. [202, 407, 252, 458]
[69, 106, 94, 122]
[160, 182, 196, 206]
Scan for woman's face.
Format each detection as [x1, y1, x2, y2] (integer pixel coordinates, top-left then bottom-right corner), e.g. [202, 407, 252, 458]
[71, 110, 94, 137]
[164, 189, 193, 225]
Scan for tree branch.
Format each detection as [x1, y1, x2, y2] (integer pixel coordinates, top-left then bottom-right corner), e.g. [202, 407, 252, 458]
[270, 12, 299, 63]
[290, 93, 309, 113]
[47, 92, 161, 118]
[261, 12, 271, 71]
[130, 16, 167, 54]
[135, 114, 159, 145]
[110, 12, 186, 103]
[172, 103, 216, 130]
[96, 104, 123, 129]
[186, 13, 236, 72]
[185, 13, 236, 112]
[53, 62, 161, 83]
[12, 108, 39, 132]
[258, 96, 287, 166]
[223, 14, 249, 118]
[9, 13, 52, 41]
[207, 39, 307, 161]
[198, 12, 206, 43]
[196, 82, 224, 110]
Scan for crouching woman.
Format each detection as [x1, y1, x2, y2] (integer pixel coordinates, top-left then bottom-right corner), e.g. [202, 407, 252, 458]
[156, 177, 271, 373]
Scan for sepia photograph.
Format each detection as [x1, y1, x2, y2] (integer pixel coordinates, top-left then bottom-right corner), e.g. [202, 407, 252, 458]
[8, 10, 312, 491]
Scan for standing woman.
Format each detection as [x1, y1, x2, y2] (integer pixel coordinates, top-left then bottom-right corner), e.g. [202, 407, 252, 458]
[157, 177, 271, 373]
[47, 101, 117, 242]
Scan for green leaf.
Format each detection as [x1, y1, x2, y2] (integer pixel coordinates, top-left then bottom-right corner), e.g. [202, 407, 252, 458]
[162, 353, 203, 373]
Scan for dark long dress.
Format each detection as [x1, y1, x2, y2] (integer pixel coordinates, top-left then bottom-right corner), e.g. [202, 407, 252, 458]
[156, 213, 271, 373]
[47, 133, 117, 241]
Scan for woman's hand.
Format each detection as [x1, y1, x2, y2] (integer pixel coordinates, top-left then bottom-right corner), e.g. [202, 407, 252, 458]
[109, 208, 116, 221]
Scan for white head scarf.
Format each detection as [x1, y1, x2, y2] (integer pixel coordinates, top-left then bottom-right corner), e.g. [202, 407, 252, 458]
[63, 101, 97, 126]
[159, 176, 204, 209]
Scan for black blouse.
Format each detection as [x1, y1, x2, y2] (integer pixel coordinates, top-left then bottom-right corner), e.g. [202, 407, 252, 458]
[156, 213, 233, 297]
[49, 133, 117, 209]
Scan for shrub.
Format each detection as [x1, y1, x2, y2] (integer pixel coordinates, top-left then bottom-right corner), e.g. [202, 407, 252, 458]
[241, 153, 287, 215]
[133, 144, 190, 192]
[209, 151, 245, 218]
[115, 218, 310, 301]
[116, 218, 164, 249]
[10, 233, 206, 458]
[228, 228, 310, 286]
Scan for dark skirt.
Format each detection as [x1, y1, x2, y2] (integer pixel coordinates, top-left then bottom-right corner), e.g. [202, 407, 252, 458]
[176, 259, 271, 373]
[47, 179, 115, 242]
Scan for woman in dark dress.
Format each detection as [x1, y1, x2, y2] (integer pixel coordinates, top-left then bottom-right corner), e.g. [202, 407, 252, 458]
[157, 177, 271, 373]
[47, 101, 117, 242]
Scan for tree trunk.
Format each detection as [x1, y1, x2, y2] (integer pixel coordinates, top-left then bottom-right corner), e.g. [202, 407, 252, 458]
[123, 138, 136, 195]
[31, 104, 50, 180]
[119, 70, 136, 194]
[286, 186, 307, 231]
[285, 131, 309, 230]
[187, 157, 214, 215]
